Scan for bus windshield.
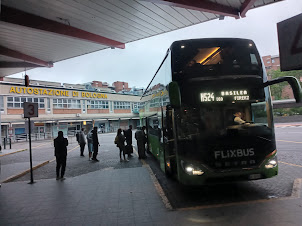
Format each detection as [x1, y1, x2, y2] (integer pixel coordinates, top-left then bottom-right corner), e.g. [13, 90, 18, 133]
[172, 39, 263, 79]
[175, 78, 275, 170]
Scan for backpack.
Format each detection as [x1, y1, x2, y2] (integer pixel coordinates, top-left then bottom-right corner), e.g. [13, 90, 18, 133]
[87, 131, 92, 142]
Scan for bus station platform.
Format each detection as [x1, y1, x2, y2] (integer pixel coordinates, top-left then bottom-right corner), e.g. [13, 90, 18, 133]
[1, 163, 302, 225]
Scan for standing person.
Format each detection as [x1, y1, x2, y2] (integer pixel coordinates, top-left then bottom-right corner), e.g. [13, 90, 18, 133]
[54, 131, 68, 180]
[135, 126, 147, 159]
[86, 129, 93, 161]
[78, 128, 86, 156]
[91, 127, 100, 161]
[124, 125, 133, 158]
[116, 128, 128, 162]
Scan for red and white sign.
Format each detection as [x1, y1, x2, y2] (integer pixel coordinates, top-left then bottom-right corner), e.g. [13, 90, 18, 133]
[278, 13, 302, 71]
[23, 102, 38, 118]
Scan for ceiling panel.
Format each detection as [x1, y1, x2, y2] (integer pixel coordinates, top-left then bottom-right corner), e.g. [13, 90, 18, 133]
[0, 0, 284, 77]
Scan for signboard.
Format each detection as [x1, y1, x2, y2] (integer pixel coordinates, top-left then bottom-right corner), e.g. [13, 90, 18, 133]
[200, 90, 249, 103]
[9, 86, 108, 99]
[278, 13, 302, 71]
[23, 102, 38, 118]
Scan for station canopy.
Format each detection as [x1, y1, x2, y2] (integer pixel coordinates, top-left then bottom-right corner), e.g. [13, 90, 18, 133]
[0, 0, 282, 77]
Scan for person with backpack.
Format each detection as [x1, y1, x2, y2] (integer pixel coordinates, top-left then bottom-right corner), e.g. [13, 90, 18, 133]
[124, 125, 133, 158]
[115, 128, 128, 162]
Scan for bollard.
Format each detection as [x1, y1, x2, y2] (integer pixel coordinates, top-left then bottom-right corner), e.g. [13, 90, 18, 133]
[9, 138, 11, 149]
[3, 138, 6, 149]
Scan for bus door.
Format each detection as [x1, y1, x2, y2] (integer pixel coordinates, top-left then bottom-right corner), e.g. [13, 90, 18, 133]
[145, 118, 150, 153]
[163, 106, 178, 176]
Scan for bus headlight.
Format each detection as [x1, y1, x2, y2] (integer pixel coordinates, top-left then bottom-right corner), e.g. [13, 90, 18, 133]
[265, 156, 278, 169]
[181, 161, 204, 176]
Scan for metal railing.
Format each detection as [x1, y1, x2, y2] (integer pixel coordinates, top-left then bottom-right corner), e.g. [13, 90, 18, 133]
[12, 132, 53, 143]
[2, 127, 123, 145]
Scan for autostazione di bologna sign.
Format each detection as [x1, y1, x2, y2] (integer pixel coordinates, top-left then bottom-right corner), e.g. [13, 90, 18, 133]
[278, 13, 302, 71]
[9, 86, 108, 99]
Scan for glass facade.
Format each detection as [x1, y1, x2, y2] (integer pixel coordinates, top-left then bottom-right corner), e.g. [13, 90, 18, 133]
[53, 99, 81, 109]
[7, 96, 45, 108]
[88, 100, 109, 109]
[0, 96, 4, 112]
[114, 101, 130, 109]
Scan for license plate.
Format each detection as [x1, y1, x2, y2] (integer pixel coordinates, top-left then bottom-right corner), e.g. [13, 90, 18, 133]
[249, 174, 261, 180]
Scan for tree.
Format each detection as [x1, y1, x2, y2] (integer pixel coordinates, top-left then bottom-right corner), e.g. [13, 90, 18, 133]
[269, 69, 302, 100]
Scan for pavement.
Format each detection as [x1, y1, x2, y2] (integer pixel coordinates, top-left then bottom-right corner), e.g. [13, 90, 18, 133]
[0, 140, 54, 183]
[0, 129, 302, 225]
[275, 122, 302, 128]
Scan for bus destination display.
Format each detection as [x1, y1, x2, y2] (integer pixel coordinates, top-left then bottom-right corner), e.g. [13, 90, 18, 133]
[200, 90, 249, 102]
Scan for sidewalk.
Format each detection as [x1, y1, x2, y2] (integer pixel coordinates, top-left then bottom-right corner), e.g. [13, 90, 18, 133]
[0, 138, 78, 183]
[0, 166, 302, 225]
[0, 147, 27, 157]
[275, 122, 302, 128]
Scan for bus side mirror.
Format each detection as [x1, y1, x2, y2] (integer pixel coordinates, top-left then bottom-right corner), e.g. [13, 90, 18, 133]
[263, 76, 302, 103]
[168, 81, 181, 108]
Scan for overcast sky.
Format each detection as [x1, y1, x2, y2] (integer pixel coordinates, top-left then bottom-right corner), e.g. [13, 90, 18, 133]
[10, 0, 302, 88]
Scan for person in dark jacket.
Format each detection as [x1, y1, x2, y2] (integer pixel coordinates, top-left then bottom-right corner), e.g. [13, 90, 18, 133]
[91, 127, 100, 161]
[124, 125, 133, 158]
[116, 128, 128, 162]
[78, 128, 86, 156]
[54, 131, 68, 180]
[86, 129, 93, 161]
[135, 126, 147, 159]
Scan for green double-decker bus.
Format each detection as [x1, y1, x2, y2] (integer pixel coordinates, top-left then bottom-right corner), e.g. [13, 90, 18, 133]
[140, 38, 302, 185]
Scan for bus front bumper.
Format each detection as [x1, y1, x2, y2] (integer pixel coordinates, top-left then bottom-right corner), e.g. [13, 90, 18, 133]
[177, 155, 278, 186]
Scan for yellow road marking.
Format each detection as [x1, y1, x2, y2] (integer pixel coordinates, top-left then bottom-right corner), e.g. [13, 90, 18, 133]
[0, 142, 51, 157]
[32, 142, 52, 149]
[0, 149, 27, 157]
[2, 161, 50, 183]
[279, 161, 302, 168]
[1, 144, 80, 183]
[277, 139, 302, 144]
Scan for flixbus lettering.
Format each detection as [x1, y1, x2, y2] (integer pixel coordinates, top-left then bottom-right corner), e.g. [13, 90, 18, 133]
[214, 148, 255, 159]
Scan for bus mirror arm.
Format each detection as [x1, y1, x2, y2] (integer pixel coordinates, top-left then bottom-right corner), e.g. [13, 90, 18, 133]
[263, 76, 302, 103]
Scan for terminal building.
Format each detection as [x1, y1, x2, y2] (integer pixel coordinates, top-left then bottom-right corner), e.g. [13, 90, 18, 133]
[0, 77, 143, 141]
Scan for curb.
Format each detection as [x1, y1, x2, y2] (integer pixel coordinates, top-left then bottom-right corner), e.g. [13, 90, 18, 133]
[0, 149, 28, 157]
[1, 144, 80, 184]
[133, 147, 173, 210]
[1, 160, 50, 183]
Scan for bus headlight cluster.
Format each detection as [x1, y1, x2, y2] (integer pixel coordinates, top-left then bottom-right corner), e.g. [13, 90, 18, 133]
[181, 161, 204, 176]
[265, 156, 278, 169]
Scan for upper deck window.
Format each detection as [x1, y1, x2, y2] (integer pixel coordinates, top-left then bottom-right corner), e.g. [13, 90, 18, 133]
[172, 39, 262, 80]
